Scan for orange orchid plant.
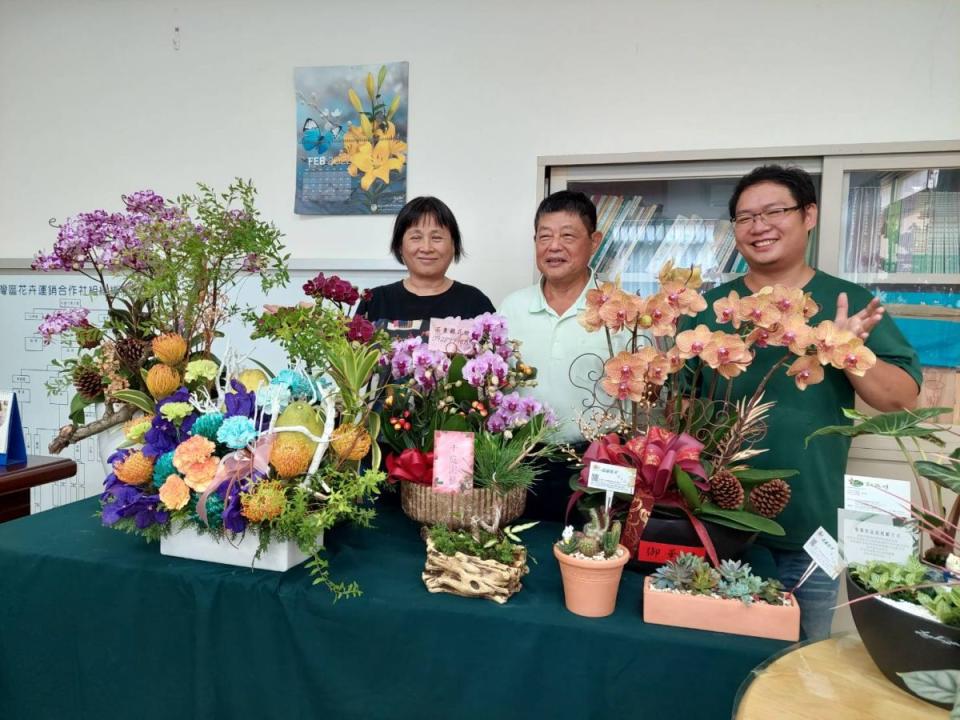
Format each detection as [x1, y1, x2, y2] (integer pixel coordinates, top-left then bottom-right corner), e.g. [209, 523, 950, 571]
[571, 262, 877, 565]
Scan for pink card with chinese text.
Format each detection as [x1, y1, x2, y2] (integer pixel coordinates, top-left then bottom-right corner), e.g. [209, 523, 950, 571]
[428, 317, 475, 355]
[432, 430, 475, 494]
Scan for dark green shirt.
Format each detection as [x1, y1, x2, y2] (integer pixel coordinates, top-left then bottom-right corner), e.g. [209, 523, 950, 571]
[682, 270, 922, 551]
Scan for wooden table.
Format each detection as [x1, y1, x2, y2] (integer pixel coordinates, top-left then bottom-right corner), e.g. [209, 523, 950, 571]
[0, 455, 78, 522]
[735, 634, 949, 719]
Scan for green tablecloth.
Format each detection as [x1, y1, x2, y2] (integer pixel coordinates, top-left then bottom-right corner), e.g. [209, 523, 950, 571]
[0, 497, 790, 720]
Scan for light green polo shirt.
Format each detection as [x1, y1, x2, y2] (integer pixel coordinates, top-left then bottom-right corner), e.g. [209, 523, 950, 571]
[499, 276, 623, 443]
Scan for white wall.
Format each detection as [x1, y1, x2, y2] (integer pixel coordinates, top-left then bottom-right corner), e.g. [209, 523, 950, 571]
[2, 0, 958, 304]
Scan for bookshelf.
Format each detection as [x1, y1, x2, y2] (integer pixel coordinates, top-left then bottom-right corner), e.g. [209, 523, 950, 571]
[540, 141, 960, 473]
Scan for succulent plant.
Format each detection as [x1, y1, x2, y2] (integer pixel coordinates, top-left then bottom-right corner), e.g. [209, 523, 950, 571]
[556, 508, 622, 560]
[650, 553, 786, 606]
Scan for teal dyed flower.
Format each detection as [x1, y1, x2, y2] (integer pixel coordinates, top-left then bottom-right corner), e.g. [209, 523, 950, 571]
[152, 450, 178, 486]
[216, 415, 258, 449]
[191, 412, 225, 441]
[160, 402, 195, 423]
[256, 383, 291, 411]
[191, 493, 224, 530]
[184, 359, 219, 384]
[272, 369, 315, 399]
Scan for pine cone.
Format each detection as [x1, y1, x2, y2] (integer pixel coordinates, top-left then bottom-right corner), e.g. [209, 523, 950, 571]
[709, 469, 744, 510]
[749, 479, 791, 518]
[115, 337, 147, 369]
[73, 366, 104, 401]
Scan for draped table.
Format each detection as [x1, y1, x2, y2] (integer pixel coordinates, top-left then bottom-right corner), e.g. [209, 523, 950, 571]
[0, 496, 793, 720]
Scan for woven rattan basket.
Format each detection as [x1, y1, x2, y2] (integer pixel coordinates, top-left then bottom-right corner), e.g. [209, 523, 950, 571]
[401, 483, 527, 529]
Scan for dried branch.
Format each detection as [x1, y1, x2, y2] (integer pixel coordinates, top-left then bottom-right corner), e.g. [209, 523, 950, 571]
[48, 405, 137, 455]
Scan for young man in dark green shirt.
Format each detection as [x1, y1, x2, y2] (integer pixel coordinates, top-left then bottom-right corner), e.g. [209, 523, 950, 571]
[685, 165, 922, 640]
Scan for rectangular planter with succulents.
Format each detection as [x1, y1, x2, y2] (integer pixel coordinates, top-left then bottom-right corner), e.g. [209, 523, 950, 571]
[160, 522, 315, 572]
[643, 554, 800, 641]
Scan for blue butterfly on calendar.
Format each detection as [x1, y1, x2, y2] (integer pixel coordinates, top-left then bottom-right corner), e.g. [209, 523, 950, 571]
[301, 109, 344, 156]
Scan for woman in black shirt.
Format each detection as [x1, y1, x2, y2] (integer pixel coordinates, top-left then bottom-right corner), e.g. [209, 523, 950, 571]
[356, 197, 494, 335]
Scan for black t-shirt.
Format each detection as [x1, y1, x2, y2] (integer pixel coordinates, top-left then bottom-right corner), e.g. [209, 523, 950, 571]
[356, 280, 495, 336]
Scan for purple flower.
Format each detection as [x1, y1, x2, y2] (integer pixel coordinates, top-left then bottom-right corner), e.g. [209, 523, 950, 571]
[37, 308, 90, 344]
[302, 273, 360, 305]
[391, 353, 413, 378]
[240, 253, 262, 272]
[225, 379, 256, 418]
[221, 482, 247, 533]
[143, 387, 196, 457]
[101, 479, 168, 529]
[122, 190, 166, 214]
[486, 413, 507, 433]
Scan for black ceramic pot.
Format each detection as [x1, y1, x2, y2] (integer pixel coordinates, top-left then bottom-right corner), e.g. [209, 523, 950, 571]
[629, 511, 757, 571]
[846, 571, 960, 709]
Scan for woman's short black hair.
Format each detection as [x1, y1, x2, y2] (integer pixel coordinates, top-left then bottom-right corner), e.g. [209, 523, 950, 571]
[390, 196, 463, 265]
[728, 165, 818, 219]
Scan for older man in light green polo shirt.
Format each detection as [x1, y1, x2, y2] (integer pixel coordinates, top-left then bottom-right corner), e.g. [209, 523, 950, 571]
[500, 190, 620, 520]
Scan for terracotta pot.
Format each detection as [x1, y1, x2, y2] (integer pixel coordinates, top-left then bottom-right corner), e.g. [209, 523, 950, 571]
[846, 570, 960, 710]
[642, 577, 800, 641]
[554, 544, 630, 618]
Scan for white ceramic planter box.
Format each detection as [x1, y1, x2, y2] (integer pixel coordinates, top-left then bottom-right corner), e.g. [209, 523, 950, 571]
[160, 522, 316, 572]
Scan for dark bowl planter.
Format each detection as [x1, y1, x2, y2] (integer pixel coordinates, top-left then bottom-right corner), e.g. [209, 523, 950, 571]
[846, 570, 960, 709]
[629, 512, 756, 571]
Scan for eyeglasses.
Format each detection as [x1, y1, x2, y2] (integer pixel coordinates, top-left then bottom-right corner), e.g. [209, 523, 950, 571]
[731, 205, 801, 227]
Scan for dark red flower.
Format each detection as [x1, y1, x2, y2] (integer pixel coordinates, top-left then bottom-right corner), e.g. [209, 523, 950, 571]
[385, 449, 434, 485]
[346, 315, 375, 343]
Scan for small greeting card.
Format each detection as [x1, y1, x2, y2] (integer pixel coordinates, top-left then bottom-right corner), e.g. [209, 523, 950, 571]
[432, 430, 474, 494]
[844, 474, 912, 518]
[838, 509, 919, 566]
[428, 317, 475, 355]
[0, 391, 27, 466]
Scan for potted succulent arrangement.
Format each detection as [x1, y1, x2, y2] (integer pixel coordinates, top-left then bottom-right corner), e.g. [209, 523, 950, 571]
[808, 406, 960, 709]
[643, 552, 799, 641]
[99, 273, 388, 598]
[33, 180, 289, 458]
[379, 313, 557, 529]
[554, 507, 630, 617]
[421, 519, 537, 604]
[569, 262, 876, 566]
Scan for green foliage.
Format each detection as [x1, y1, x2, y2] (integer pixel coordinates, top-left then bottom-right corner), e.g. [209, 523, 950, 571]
[898, 669, 960, 717]
[697, 503, 786, 535]
[650, 553, 786, 606]
[917, 586, 960, 628]
[557, 507, 623, 559]
[806, 407, 950, 447]
[851, 557, 935, 602]
[428, 524, 520, 566]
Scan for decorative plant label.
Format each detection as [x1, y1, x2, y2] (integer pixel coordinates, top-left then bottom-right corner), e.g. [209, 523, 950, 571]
[843, 474, 911, 518]
[428, 317, 475, 355]
[587, 462, 637, 495]
[802, 526, 842, 580]
[838, 510, 919, 566]
[637, 541, 706, 564]
[432, 430, 475, 494]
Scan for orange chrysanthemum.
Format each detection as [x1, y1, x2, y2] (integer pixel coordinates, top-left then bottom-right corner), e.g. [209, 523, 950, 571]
[114, 451, 155, 486]
[182, 457, 219, 493]
[158, 474, 191, 510]
[173, 435, 216, 474]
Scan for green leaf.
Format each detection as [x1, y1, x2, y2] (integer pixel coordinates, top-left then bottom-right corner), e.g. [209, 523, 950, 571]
[698, 504, 785, 535]
[377, 65, 387, 90]
[915, 460, 960, 494]
[732, 468, 799, 488]
[509, 521, 538, 534]
[842, 408, 868, 420]
[897, 669, 960, 706]
[674, 468, 702, 510]
[448, 355, 478, 405]
[438, 413, 471, 433]
[366, 413, 381, 470]
[805, 407, 952, 448]
[69, 393, 93, 426]
[111, 389, 156, 414]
